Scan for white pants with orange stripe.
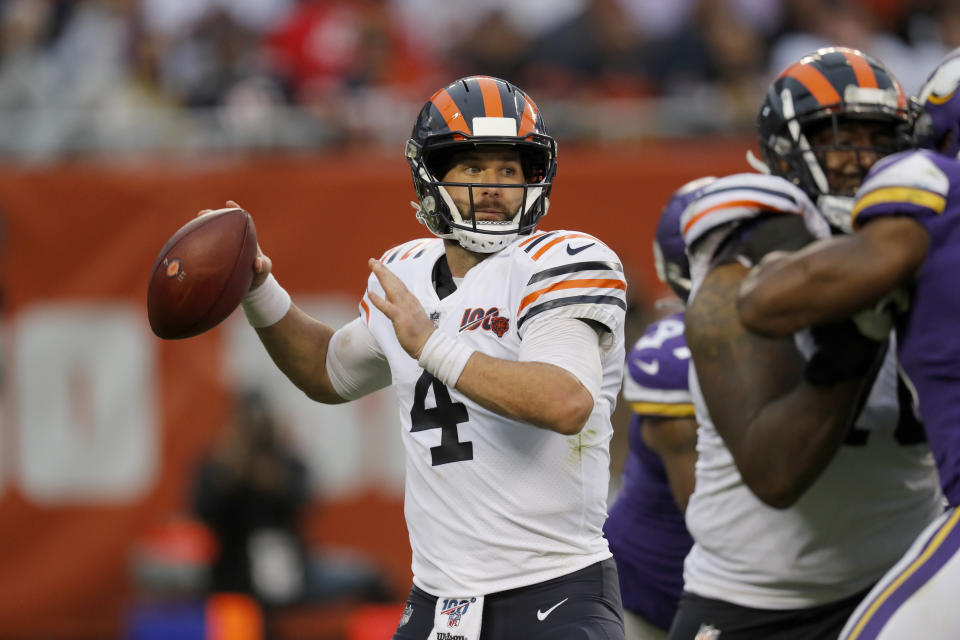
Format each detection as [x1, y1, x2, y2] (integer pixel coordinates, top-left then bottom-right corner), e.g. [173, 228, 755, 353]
[839, 505, 960, 640]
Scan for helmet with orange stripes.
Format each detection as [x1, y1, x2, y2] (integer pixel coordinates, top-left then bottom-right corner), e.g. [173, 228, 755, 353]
[757, 47, 911, 232]
[915, 47, 960, 160]
[654, 176, 715, 302]
[405, 76, 558, 253]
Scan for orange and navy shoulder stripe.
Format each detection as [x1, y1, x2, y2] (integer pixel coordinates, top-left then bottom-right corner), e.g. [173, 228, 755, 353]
[517, 259, 626, 330]
[427, 76, 540, 137]
[382, 239, 434, 264]
[683, 199, 786, 237]
[359, 296, 370, 325]
[366, 240, 435, 323]
[681, 179, 804, 243]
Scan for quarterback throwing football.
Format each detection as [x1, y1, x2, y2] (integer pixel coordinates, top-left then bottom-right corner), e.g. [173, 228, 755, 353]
[234, 76, 627, 639]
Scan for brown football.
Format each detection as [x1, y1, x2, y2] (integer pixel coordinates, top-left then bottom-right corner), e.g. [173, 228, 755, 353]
[147, 208, 258, 339]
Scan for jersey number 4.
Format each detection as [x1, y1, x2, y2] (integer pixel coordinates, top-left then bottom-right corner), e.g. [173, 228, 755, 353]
[411, 371, 473, 466]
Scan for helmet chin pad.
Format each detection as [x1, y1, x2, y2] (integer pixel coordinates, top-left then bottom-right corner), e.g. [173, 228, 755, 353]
[438, 183, 545, 253]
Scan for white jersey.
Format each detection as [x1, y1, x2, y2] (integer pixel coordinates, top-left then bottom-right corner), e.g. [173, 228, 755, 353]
[360, 231, 627, 596]
[680, 173, 944, 609]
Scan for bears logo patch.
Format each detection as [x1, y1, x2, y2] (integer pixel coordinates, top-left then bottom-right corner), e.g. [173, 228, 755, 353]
[490, 316, 509, 338]
[459, 308, 509, 338]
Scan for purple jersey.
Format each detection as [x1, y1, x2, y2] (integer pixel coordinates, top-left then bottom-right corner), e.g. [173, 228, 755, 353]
[604, 313, 694, 629]
[854, 149, 960, 505]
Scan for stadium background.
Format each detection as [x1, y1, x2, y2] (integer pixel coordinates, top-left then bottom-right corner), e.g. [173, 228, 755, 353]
[0, 0, 954, 638]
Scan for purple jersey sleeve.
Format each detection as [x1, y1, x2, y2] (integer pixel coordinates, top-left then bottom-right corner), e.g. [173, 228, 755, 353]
[623, 313, 693, 418]
[866, 151, 960, 505]
[853, 150, 951, 230]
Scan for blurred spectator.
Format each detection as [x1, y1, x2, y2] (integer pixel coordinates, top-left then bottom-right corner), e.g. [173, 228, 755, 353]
[191, 389, 390, 607]
[906, 0, 960, 89]
[264, 0, 436, 105]
[525, 0, 656, 98]
[388, 0, 585, 54]
[647, 0, 769, 127]
[141, 0, 293, 37]
[446, 9, 528, 83]
[0, 0, 144, 155]
[0, 0, 956, 155]
[769, 0, 918, 91]
[140, 1, 285, 109]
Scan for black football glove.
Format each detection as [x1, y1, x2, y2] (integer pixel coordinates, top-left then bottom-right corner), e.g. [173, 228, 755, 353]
[804, 319, 889, 387]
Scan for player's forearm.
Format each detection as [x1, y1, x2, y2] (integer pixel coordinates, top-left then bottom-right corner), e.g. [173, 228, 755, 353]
[737, 237, 866, 336]
[738, 225, 923, 336]
[254, 304, 347, 404]
[690, 263, 866, 507]
[736, 379, 866, 508]
[455, 353, 594, 435]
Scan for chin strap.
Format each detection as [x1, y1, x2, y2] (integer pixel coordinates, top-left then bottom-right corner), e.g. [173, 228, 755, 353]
[746, 149, 771, 174]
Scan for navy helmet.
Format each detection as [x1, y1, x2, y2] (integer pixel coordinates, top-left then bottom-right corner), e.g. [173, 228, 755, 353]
[654, 176, 716, 302]
[915, 48, 960, 159]
[757, 47, 911, 231]
[405, 76, 558, 253]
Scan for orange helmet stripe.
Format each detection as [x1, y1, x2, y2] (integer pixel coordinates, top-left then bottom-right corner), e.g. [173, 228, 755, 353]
[518, 96, 539, 136]
[475, 76, 504, 118]
[842, 50, 878, 89]
[782, 62, 842, 106]
[431, 88, 470, 134]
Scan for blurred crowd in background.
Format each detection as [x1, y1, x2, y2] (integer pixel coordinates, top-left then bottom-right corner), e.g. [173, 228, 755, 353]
[0, 0, 958, 159]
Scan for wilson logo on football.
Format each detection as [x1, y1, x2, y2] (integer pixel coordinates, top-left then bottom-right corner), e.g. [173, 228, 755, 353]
[459, 307, 510, 338]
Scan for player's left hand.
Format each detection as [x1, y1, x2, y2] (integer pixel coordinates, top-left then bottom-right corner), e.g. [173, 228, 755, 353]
[368, 258, 435, 359]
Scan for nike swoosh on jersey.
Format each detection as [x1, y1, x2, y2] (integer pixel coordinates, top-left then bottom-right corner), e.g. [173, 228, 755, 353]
[566, 242, 595, 255]
[536, 597, 568, 621]
[637, 359, 659, 375]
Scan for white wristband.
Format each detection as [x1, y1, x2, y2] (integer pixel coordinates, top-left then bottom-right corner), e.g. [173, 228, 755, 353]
[241, 273, 291, 328]
[417, 330, 476, 388]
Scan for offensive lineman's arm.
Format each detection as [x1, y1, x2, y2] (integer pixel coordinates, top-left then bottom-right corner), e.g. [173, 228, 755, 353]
[738, 217, 929, 336]
[367, 259, 595, 435]
[686, 261, 871, 509]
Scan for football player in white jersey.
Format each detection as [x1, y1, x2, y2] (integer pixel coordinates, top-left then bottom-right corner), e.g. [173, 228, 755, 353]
[666, 48, 943, 639]
[233, 76, 627, 639]
[737, 48, 960, 640]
